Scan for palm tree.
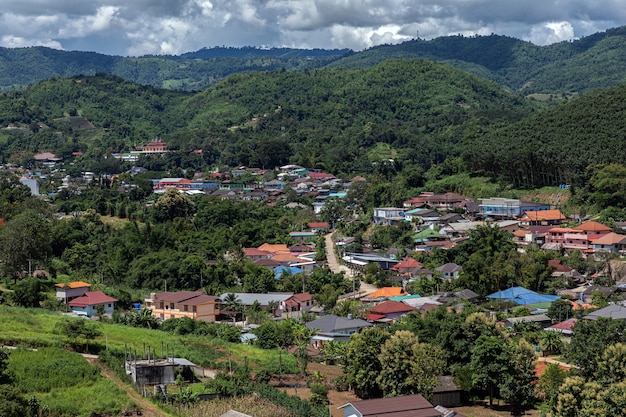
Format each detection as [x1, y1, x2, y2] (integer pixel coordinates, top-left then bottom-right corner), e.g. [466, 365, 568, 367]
[222, 293, 243, 323]
[539, 330, 563, 356]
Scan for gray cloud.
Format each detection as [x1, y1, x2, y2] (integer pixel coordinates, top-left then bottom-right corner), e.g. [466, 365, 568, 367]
[0, 0, 624, 55]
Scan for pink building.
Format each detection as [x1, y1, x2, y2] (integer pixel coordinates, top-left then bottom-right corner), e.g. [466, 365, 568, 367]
[545, 221, 612, 251]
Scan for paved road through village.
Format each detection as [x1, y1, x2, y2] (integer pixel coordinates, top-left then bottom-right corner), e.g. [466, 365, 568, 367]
[324, 232, 377, 297]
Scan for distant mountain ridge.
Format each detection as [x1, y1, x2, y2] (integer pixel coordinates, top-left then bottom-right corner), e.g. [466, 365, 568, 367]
[329, 26, 626, 94]
[0, 46, 351, 92]
[1, 26, 626, 94]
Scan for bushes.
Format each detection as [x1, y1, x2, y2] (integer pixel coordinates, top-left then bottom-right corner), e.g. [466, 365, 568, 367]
[254, 383, 327, 417]
[160, 318, 242, 343]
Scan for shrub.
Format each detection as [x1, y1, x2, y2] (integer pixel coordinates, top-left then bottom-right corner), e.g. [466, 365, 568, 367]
[309, 382, 328, 406]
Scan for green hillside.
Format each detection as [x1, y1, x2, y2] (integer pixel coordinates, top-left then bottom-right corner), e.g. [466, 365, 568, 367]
[329, 26, 626, 94]
[0, 46, 349, 92]
[0, 60, 534, 173]
[463, 84, 626, 188]
[2, 26, 626, 96]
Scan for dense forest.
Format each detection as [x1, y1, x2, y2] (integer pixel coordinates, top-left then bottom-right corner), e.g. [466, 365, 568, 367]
[330, 26, 626, 94]
[0, 45, 349, 91]
[2, 57, 626, 191]
[0, 60, 533, 177]
[463, 84, 626, 188]
[2, 26, 626, 95]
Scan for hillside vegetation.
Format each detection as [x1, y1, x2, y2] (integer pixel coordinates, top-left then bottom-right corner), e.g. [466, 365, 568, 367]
[0, 45, 349, 91]
[0, 56, 625, 190]
[329, 26, 626, 94]
[464, 84, 626, 188]
[2, 26, 626, 96]
[0, 60, 533, 175]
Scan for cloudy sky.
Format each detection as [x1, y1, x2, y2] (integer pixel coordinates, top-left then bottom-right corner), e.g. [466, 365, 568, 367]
[1, 0, 625, 56]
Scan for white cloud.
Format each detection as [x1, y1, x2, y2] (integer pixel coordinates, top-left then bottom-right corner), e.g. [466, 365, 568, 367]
[528, 21, 575, 45]
[0, 35, 62, 49]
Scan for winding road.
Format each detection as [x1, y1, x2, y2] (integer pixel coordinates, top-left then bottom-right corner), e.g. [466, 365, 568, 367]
[324, 232, 377, 297]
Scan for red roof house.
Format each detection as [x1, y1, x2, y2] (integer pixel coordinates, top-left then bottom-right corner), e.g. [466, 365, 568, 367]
[338, 394, 446, 417]
[68, 291, 118, 317]
[367, 300, 415, 321]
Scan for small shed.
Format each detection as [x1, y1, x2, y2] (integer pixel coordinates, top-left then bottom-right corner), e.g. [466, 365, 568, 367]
[432, 375, 462, 407]
[126, 357, 196, 385]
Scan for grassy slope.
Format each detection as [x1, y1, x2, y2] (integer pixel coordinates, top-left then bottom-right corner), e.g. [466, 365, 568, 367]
[0, 305, 297, 372]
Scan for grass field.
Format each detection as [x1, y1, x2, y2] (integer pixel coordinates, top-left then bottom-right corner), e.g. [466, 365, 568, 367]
[0, 304, 302, 416]
[0, 304, 298, 372]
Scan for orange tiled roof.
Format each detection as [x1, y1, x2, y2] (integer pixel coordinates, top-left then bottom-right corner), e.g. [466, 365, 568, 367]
[243, 248, 273, 257]
[271, 253, 303, 263]
[366, 287, 407, 298]
[54, 281, 91, 289]
[576, 221, 612, 232]
[393, 258, 422, 270]
[521, 210, 566, 221]
[258, 243, 289, 254]
[591, 232, 626, 245]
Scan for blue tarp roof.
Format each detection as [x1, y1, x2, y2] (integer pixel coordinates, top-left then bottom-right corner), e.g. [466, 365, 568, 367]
[486, 286, 560, 305]
[274, 265, 303, 279]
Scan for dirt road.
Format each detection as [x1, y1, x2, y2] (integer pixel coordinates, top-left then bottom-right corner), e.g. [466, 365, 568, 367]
[91, 358, 172, 417]
[324, 233, 377, 297]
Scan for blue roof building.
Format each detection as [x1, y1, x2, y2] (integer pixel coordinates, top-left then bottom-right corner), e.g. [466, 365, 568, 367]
[487, 286, 560, 305]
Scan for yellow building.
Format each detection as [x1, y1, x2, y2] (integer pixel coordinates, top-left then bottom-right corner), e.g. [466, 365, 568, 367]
[144, 291, 221, 322]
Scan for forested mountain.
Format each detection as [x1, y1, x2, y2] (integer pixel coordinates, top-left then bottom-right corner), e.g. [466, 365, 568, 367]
[0, 60, 533, 174]
[329, 26, 626, 94]
[2, 57, 626, 192]
[2, 26, 626, 95]
[0, 46, 349, 92]
[463, 84, 626, 188]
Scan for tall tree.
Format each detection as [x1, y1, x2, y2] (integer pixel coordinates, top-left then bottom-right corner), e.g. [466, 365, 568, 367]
[377, 330, 445, 399]
[470, 335, 510, 406]
[0, 209, 52, 281]
[11, 277, 44, 308]
[565, 317, 626, 377]
[499, 339, 537, 411]
[152, 188, 195, 222]
[536, 363, 566, 410]
[343, 327, 390, 399]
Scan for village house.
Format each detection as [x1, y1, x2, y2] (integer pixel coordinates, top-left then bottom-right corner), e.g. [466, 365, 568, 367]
[343, 253, 400, 272]
[520, 209, 566, 226]
[405, 208, 442, 225]
[68, 290, 118, 317]
[308, 222, 329, 233]
[373, 207, 406, 224]
[338, 394, 449, 417]
[284, 292, 313, 313]
[436, 263, 463, 281]
[218, 292, 294, 315]
[141, 138, 168, 153]
[403, 196, 427, 208]
[242, 248, 273, 262]
[55, 281, 92, 302]
[361, 287, 408, 303]
[543, 221, 612, 252]
[306, 314, 373, 346]
[145, 291, 221, 322]
[366, 300, 415, 322]
[479, 198, 551, 219]
[590, 232, 626, 255]
[420, 192, 466, 210]
[153, 178, 192, 192]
